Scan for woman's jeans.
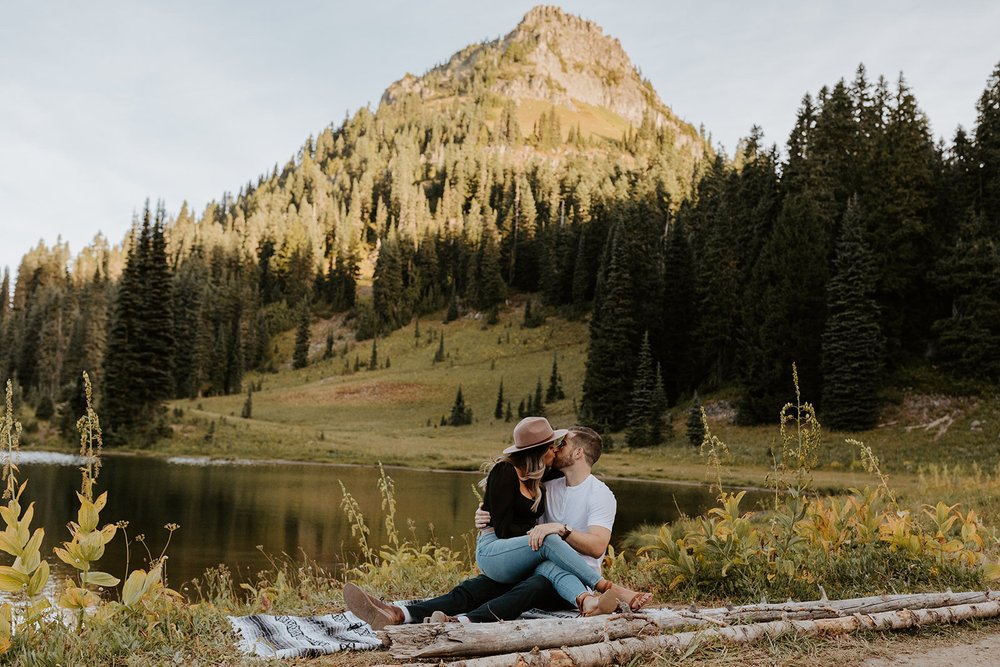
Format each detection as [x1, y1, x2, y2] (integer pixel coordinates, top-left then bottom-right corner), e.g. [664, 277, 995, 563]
[476, 531, 601, 605]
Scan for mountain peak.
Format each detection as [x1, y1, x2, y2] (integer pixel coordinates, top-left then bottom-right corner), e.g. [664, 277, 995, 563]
[381, 6, 703, 153]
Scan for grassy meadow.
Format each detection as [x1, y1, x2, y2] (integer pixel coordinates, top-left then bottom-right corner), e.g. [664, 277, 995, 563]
[104, 296, 999, 517]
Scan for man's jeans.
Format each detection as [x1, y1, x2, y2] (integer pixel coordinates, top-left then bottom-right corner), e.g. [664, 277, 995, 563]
[475, 531, 600, 605]
[404, 573, 569, 623]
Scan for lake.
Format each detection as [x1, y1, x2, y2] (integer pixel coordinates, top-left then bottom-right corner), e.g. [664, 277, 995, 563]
[14, 451, 767, 591]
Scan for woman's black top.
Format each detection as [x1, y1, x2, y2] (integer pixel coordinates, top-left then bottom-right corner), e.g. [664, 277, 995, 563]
[482, 461, 544, 539]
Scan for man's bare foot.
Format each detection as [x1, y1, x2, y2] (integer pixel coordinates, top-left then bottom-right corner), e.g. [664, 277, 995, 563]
[343, 583, 405, 629]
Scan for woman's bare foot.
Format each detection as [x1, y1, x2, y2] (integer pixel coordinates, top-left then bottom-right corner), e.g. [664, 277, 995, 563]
[609, 584, 653, 611]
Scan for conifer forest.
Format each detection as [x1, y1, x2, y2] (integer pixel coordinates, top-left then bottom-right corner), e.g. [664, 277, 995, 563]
[2, 41, 998, 447]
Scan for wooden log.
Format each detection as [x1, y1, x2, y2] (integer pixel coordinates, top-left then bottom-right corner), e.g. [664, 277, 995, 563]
[416, 600, 1000, 667]
[384, 590, 999, 659]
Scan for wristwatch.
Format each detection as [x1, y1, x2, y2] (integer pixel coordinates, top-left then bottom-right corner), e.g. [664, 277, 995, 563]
[562, 524, 572, 539]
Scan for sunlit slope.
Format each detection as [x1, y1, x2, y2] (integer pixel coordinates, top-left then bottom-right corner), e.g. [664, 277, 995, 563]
[169, 303, 588, 470]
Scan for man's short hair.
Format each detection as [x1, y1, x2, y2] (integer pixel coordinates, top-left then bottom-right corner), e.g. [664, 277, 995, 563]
[568, 426, 602, 466]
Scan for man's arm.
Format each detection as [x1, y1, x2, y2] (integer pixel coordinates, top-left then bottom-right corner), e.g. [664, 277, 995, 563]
[527, 522, 610, 557]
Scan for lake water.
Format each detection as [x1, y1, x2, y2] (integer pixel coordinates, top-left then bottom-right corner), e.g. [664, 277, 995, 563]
[14, 451, 767, 591]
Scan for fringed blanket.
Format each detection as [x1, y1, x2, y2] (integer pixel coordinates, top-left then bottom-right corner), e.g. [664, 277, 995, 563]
[229, 605, 578, 659]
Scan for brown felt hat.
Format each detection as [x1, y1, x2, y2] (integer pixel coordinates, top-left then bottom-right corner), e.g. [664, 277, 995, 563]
[502, 417, 568, 455]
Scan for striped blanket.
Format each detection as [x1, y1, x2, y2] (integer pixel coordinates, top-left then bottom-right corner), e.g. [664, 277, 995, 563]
[228, 605, 579, 659]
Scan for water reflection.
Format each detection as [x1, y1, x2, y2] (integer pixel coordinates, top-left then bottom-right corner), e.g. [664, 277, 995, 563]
[18, 454, 765, 589]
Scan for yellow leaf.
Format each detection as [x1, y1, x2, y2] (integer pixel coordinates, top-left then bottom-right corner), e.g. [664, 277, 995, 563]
[82, 571, 120, 588]
[93, 491, 108, 513]
[984, 563, 1000, 581]
[122, 570, 146, 607]
[0, 567, 28, 592]
[0, 533, 19, 558]
[0, 603, 11, 639]
[59, 586, 99, 610]
[100, 523, 117, 544]
[26, 560, 49, 597]
[78, 501, 98, 533]
[23, 527, 44, 557]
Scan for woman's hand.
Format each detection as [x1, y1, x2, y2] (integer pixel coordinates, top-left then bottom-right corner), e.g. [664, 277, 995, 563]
[474, 505, 491, 529]
[527, 523, 564, 550]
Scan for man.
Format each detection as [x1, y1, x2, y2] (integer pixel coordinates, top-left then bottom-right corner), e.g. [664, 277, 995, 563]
[344, 425, 615, 626]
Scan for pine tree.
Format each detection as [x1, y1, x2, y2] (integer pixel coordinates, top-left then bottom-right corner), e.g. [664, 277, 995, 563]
[533, 378, 545, 417]
[241, 387, 253, 419]
[660, 218, 696, 404]
[931, 211, 1000, 380]
[739, 190, 830, 424]
[505, 400, 512, 422]
[821, 198, 885, 430]
[517, 399, 526, 419]
[369, 337, 378, 371]
[687, 393, 705, 447]
[433, 334, 445, 363]
[293, 303, 310, 369]
[494, 379, 505, 420]
[102, 203, 175, 443]
[545, 354, 565, 403]
[626, 332, 665, 447]
[581, 236, 636, 430]
[324, 331, 334, 359]
[449, 385, 472, 426]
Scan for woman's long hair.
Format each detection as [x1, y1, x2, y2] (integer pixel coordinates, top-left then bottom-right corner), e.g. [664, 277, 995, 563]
[478, 446, 549, 512]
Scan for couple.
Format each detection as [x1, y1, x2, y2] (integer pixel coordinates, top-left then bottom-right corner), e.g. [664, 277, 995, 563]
[345, 417, 651, 627]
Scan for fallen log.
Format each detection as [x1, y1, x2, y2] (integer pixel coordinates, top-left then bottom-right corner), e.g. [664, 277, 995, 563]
[413, 600, 1000, 667]
[384, 590, 1000, 659]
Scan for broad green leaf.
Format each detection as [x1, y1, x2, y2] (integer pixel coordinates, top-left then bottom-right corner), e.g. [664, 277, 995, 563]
[82, 571, 120, 588]
[94, 491, 108, 512]
[23, 527, 44, 558]
[0, 533, 19, 558]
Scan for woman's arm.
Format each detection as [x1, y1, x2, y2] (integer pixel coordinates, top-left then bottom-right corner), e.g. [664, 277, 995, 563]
[482, 462, 521, 539]
[527, 522, 610, 558]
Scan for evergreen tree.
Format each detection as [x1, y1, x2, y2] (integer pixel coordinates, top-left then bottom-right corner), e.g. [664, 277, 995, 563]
[533, 378, 545, 417]
[975, 63, 1000, 229]
[293, 303, 310, 369]
[931, 211, 1000, 380]
[821, 198, 885, 430]
[449, 385, 472, 426]
[369, 337, 378, 370]
[739, 191, 829, 424]
[687, 393, 705, 447]
[581, 236, 636, 430]
[517, 399, 526, 419]
[660, 218, 696, 404]
[545, 354, 565, 403]
[505, 400, 512, 422]
[241, 387, 253, 419]
[626, 332, 666, 447]
[494, 379, 504, 420]
[372, 234, 407, 333]
[433, 334, 445, 363]
[324, 331, 335, 359]
[102, 203, 175, 443]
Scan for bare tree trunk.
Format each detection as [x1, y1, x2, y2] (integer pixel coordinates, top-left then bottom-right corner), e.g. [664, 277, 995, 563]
[384, 590, 1000, 659]
[397, 600, 1000, 667]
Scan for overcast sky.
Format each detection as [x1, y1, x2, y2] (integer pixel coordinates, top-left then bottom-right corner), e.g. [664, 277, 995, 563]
[2, 1, 998, 279]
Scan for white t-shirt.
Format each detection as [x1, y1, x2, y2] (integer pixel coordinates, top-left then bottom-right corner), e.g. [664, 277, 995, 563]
[541, 474, 616, 575]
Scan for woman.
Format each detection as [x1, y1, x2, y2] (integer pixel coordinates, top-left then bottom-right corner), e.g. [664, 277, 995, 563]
[476, 417, 651, 616]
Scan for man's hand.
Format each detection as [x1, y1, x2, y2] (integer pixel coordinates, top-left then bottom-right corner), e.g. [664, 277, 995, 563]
[527, 523, 564, 550]
[474, 505, 491, 530]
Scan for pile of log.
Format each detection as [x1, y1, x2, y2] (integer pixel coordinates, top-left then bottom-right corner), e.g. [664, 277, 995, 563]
[379, 590, 1000, 666]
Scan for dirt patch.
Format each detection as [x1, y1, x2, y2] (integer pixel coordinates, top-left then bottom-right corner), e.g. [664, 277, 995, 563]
[703, 400, 737, 424]
[879, 393, 980, 440]
[277, 381, 429, 406]
[861, 631, 1000, 666]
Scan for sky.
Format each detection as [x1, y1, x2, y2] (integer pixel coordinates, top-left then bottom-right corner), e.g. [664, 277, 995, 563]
[2, 1, 998, 280]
